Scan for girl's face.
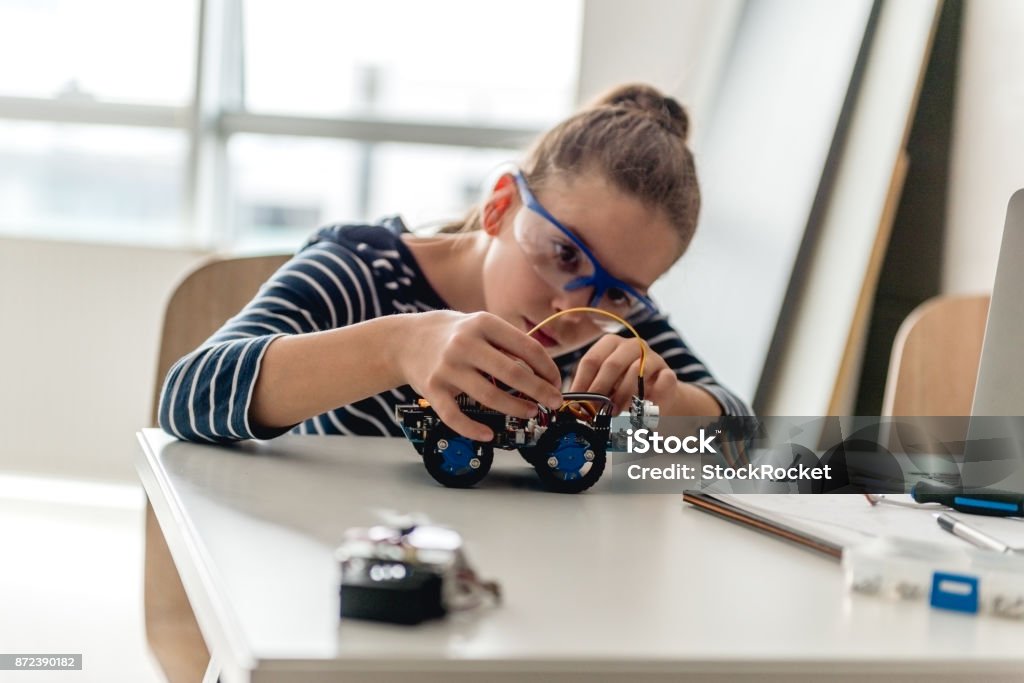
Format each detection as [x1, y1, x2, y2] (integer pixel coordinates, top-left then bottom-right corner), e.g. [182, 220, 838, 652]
[480, 170, 683, 357]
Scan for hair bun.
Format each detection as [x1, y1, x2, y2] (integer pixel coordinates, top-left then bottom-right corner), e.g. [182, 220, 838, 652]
[591, 83, 690, 141]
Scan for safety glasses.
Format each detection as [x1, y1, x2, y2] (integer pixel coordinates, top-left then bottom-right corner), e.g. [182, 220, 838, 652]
[512, 170, 658, 322]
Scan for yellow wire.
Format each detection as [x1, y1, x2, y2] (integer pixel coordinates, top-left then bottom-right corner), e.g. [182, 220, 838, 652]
[527, 307, 647, 378]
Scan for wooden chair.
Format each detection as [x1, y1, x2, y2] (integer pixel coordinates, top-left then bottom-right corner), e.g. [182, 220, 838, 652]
[146, 254, 290, 683]
[882, 294, 990, 416]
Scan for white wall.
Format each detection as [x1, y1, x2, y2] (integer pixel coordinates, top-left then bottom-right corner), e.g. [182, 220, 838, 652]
[576, 0, 742, 144]
[0, 238, 204, 482]
[943, 0, 1024, 295]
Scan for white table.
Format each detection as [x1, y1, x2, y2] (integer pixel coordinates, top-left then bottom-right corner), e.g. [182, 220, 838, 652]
[135, 428, 1024, 683]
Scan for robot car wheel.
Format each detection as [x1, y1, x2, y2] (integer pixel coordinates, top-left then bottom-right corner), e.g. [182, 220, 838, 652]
[422, 425, 494, 488]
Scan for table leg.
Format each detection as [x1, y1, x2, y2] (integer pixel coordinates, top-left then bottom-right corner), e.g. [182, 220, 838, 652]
[201, 657, 220, 683]
[144, 498, 211, 683]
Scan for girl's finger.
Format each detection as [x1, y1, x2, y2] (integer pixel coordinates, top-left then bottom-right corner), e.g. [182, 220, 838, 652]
[481, 317, 562, 389]
[649, 368, 681, 409]
[460, 372, 541, 419]
[474, 344, 563, 409]
[610, 358, 643, 414]
[570, 335, 623, 392]
[429, 391, 494, 442]
[583, 340, 642, 397]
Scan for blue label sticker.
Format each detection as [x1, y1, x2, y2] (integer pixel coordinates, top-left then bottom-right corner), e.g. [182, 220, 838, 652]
[930, 572, 979, 614]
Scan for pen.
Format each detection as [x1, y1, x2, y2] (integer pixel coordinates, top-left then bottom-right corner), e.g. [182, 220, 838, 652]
[936, 513, 1014, 553]
[912, 479, 1024, 517]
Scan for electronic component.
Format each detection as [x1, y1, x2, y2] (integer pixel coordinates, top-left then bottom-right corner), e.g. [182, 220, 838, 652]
[336, 520, 499, 625]
[395, 307, 659, 493]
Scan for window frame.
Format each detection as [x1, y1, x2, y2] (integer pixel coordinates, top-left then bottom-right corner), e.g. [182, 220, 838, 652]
[0, 0, 549, 248]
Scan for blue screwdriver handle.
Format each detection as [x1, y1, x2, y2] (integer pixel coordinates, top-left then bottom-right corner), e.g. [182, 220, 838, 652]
[912, 479, 1024, 517]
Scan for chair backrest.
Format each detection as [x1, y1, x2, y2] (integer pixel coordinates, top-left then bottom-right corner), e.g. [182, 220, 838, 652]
[882, 294, 990, 416]
[151, 253, 290, 423]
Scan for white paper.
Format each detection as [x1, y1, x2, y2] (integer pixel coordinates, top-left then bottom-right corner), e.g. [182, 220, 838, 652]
[713, 493, 1024, 552]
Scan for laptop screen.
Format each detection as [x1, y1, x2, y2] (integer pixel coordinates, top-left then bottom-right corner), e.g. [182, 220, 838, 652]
[964, 189, 1024, 491]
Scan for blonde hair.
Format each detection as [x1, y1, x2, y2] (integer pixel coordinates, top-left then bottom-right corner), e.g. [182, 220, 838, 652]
[447, 83, 700, 256]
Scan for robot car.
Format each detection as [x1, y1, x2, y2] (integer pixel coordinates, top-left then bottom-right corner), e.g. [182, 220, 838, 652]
[395, 306, 659, 493]
[395, 391, 658, 494]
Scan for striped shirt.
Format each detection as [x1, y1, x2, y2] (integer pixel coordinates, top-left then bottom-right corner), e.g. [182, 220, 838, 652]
[159, 217, 750, 443]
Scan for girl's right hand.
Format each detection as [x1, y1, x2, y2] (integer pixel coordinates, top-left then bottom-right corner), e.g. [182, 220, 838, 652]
[397, 311, 564, 442]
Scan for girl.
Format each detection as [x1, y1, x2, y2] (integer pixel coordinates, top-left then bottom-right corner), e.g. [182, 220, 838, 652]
[159, 84, 750, 445]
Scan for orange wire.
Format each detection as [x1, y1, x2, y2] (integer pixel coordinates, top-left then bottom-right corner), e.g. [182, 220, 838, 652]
[526, 307, 647, 377]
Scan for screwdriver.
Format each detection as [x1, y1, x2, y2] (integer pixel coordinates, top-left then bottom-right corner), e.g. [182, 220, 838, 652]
[911, 479, 1024, 517]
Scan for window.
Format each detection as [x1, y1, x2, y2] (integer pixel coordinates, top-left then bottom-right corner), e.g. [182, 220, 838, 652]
[0, 121, 186, 243]
[0, 0, 583, 247]
[228, 134, 361, 248]
[0, 0, 196, 105]
[243, 0, 580, 126]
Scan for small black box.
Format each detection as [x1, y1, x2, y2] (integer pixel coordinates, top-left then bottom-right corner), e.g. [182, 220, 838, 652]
[339, 560, 447, 625]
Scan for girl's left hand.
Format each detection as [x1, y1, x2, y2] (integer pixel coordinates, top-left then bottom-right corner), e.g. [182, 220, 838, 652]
[568, 334, 721, 416]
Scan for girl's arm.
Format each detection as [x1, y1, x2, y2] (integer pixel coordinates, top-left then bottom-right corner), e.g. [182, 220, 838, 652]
[158, 239, 375, 443]
[159, 239, 562, 444]
[246, 315, 410, 431]
[248, 310, 563, 442]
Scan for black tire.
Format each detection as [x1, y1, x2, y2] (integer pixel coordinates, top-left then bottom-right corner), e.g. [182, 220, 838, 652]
[518, 446, 541, 466]
[422, 426, 493, 488]
[533, 422, 606, 494]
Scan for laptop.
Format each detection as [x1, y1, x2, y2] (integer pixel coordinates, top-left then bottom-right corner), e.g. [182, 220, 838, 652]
[961, 188, 1024, 492]
[881, 189, 1024, 493]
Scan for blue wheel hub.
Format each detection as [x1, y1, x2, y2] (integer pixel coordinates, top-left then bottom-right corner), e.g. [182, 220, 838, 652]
[437, 436, 476, 475]
[551, 433, 588, 480]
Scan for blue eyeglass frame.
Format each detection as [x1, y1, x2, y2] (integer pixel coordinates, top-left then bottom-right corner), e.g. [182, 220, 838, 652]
[512, 170, 657, 315]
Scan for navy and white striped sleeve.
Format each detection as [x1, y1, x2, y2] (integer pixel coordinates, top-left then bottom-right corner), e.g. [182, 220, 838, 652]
[631, 313, 752, 417]
[158, 239, 381, 443]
